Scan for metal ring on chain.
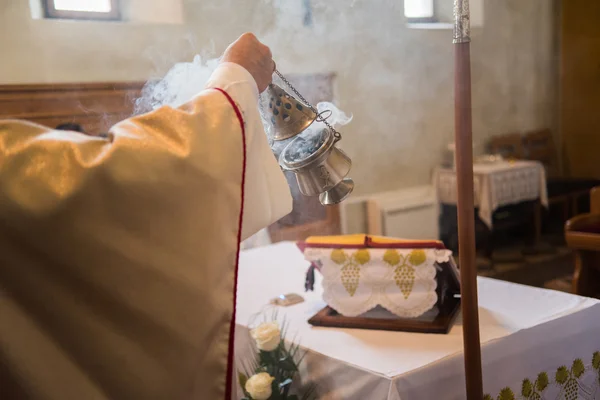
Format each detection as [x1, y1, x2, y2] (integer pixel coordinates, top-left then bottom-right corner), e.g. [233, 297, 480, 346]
[316, 110, 332, 122]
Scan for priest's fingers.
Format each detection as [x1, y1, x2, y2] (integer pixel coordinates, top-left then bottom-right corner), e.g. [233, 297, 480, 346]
[221, 32, 274, 93]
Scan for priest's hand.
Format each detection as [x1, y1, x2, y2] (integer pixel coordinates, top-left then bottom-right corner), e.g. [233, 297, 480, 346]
[221, 33, 275, 93]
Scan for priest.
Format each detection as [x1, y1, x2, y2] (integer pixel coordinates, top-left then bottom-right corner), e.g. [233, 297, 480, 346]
[0, 33, 292, 399]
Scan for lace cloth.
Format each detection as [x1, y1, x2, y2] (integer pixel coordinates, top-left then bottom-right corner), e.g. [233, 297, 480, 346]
[303, 247, 453, 318]
[435, 160, 548, 228]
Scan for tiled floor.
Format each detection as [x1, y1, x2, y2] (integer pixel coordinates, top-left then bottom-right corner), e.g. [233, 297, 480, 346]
[470, 241, 574, 293]
[479, 247, 571, 276]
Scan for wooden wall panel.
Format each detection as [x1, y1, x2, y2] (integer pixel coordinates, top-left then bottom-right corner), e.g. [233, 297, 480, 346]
[0, 79, 343, 243]
[0, 82, 145, 135]
[560, 0, 600, 178]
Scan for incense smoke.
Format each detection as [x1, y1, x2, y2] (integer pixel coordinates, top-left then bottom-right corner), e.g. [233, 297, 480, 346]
[133, 55, 220, 115]
[132, 38, 355, 245]
[133, 54, 354, 159]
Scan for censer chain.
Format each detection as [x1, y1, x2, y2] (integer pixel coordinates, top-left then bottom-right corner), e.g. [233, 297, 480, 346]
[274, 70, 342, 142]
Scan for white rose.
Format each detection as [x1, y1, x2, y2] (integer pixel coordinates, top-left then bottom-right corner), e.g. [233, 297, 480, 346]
[251, 322, 281, 352]
[245, 372, 274, 400]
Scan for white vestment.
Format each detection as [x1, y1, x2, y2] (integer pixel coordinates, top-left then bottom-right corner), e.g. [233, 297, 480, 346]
[0, 63, 292, 399]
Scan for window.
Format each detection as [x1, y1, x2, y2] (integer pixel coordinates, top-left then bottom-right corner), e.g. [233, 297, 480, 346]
[404, 0, 435, 22]
[43, 0, 120, 20]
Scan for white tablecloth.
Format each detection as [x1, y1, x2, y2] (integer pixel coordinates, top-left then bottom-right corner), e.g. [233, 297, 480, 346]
[434, 160, 549, 228]
[234, 242, 600, 399]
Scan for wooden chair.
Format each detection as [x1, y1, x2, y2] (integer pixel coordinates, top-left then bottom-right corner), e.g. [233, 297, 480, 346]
[268, 73, 342, 243]
[565, 187, 600, 298]
[489, 133, 526, 159]
[522, 129, 571, 222]
[522, 129, 561, 177]
[524, 129, 599, 218]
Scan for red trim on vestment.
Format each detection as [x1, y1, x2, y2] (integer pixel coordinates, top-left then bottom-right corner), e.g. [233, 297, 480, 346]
[213, 88, 246, 400]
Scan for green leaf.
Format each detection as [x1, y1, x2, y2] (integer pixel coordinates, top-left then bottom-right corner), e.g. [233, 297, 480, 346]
[259, 350, 280, 368]
[288, 335, 299, 352]
[281, 321, 289, 342]
[483, 395, 493, 400]
[270, 379, 283, 400]
[279, 356, 298, 372]
[555, 366, 570, 384]
[238, 373, 248, 391]
[287, 342, 298, 358]
[535, 372, 549, 391]
[521, 379, 534, 397]
[592, 351, 600, 370]
[497, 387, 515, 400]
[258, 351, 268, 365]
[572, 358, 585, 378]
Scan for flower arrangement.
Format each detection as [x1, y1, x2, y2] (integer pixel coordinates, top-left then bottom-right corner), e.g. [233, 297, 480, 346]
[239, 317, 316, 400]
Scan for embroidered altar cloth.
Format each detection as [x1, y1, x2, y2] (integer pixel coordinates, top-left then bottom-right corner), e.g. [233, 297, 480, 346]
[301, 235, 457, 318]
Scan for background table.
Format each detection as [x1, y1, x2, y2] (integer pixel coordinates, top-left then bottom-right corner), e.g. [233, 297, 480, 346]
[435, 160, 548, 229]
[234, 242, 600, 399]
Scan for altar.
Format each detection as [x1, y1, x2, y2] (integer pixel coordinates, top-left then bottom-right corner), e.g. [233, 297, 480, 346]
[235, 242, 600, 399]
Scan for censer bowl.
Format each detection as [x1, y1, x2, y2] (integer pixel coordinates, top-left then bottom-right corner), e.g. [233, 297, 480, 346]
[279, 128, 352, 198]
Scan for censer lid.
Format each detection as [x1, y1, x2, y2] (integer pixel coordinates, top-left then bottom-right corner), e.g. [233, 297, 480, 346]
[264, 84, 318, 141]
[279, 128, 334, 170]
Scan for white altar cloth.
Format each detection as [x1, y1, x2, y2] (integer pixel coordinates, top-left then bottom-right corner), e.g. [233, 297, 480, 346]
[234, 242, 600, 399]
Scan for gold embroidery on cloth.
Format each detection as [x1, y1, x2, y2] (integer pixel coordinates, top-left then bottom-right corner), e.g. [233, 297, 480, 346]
[306, 246, 445, 318]
[384, 249, 426, 299]
[331, 249, 370, 296]
[484, 351, 600, 400]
